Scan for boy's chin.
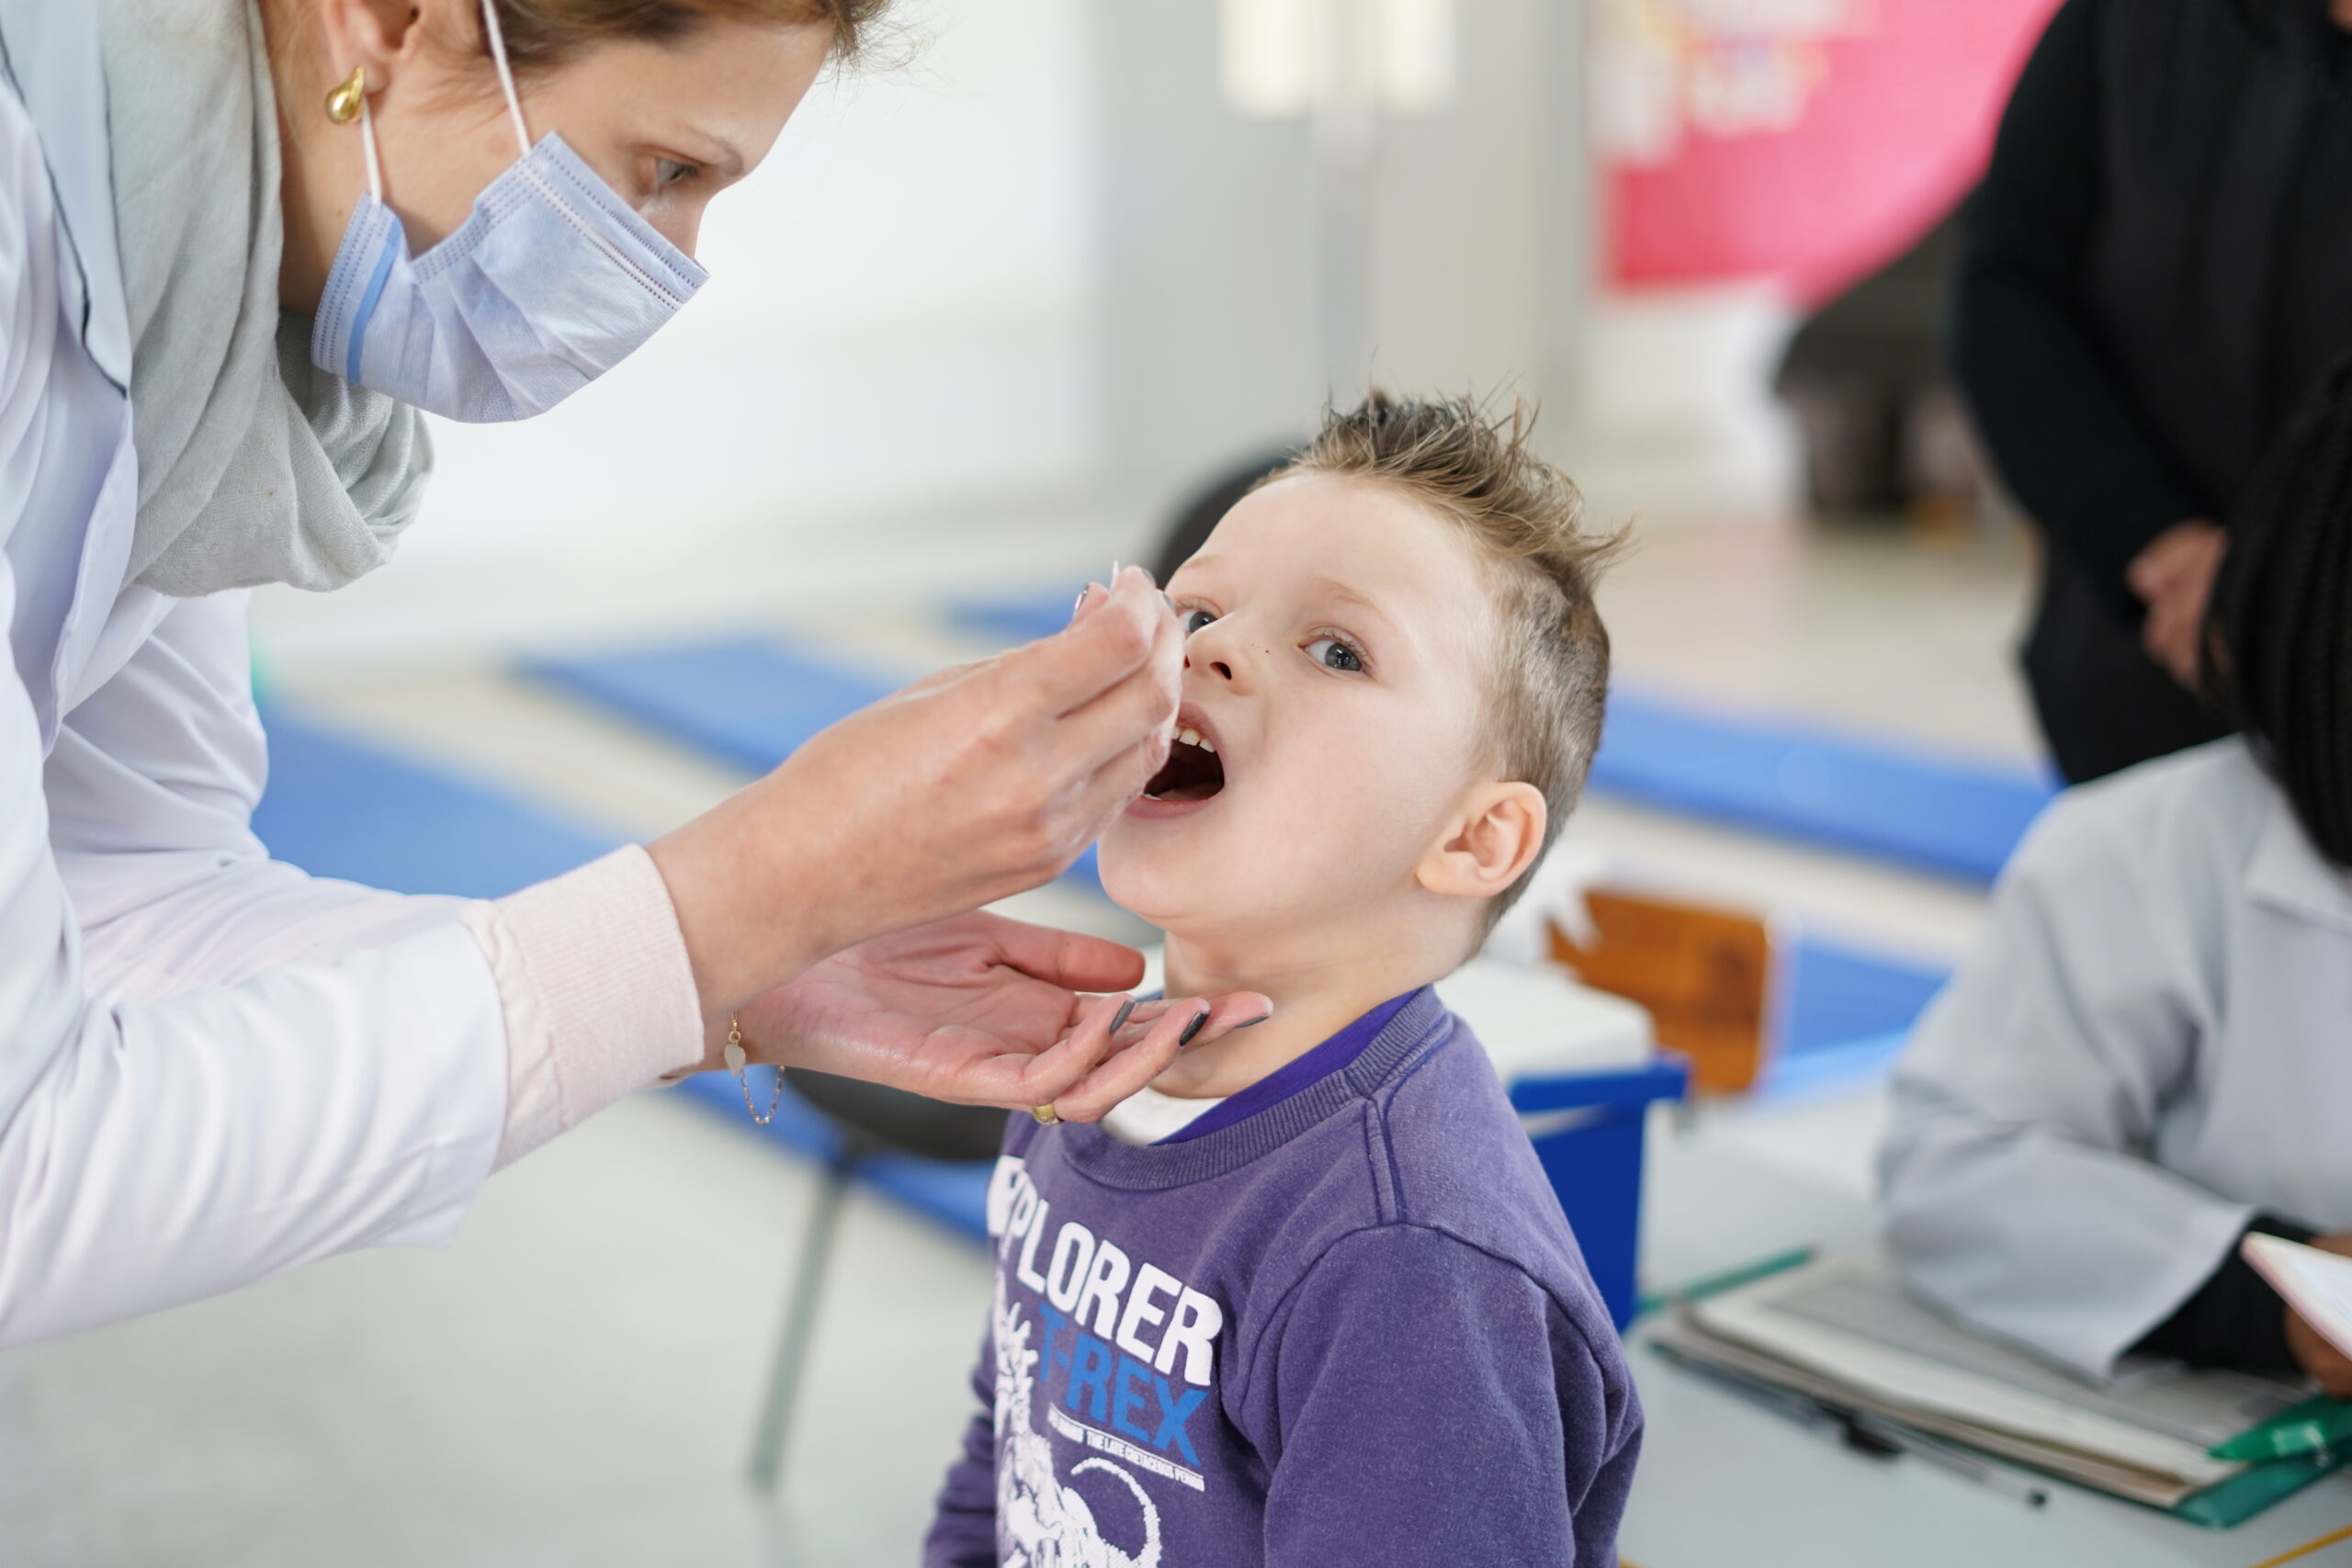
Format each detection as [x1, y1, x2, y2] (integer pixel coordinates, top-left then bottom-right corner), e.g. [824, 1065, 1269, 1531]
[1094, 845, 1198, 930]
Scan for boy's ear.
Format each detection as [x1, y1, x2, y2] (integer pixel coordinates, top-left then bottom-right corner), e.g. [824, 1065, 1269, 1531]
[1416, 782, 1547, 903]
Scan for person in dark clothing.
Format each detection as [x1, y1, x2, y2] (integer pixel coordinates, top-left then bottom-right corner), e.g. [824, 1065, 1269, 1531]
[1951, 0, 2352, 782]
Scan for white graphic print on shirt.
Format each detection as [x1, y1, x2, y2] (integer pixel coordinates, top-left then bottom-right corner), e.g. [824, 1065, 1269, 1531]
[985, 1156, 1226, 1567]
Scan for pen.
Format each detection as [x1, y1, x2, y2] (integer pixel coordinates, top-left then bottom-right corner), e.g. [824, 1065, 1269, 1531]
[1655, 1341, 2049, 1508]
[1848, 1411, 2051, 1508]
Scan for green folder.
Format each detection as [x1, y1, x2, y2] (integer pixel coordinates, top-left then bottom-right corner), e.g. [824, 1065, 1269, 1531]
[2173, 1446, 2348, 1529]
[2211, 1395, 2352, 1462]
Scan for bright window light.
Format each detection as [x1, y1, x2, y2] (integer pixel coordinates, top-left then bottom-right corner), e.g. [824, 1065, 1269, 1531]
[1220, 0, 1458, 118]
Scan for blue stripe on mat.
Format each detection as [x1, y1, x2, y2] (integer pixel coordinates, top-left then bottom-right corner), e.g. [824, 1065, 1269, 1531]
[1756, 1029, 1913, 1100]
[1588, 696, 2056, 886]
[1783, 939, 1946, 1056]
[252, 707, 994, 1242]
[524, 636, 900, 779]
[945, 588, 2058, 886]
[1758, 940, 1947, 1097]
[254, 710, 619, 897]
[949, 592, 1071, 647]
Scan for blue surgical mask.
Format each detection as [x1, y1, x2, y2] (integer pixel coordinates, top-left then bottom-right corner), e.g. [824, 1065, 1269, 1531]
[309, 0, 708, 422]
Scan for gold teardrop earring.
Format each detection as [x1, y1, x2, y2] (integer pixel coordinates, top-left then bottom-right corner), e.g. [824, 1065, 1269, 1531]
[324, 65, 367, 125]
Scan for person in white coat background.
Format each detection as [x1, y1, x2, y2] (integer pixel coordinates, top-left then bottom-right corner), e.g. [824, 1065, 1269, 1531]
[0, 0, 1269, 1349]
[1880, 356, 2352, 1394]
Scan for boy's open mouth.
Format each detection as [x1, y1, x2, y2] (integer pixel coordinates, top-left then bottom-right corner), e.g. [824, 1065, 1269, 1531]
[1144, 725, 1225, 802]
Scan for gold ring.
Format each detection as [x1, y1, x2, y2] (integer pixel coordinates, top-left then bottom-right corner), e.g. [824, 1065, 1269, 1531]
[1031, 1103, 1061, 1125]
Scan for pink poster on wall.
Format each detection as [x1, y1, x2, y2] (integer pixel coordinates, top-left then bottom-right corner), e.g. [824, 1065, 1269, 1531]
[1594, 0, 2064, 307]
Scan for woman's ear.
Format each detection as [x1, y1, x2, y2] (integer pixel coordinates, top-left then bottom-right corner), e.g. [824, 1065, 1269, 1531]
[1416, 782, 1548, 903]
[312, 0, 440, 95]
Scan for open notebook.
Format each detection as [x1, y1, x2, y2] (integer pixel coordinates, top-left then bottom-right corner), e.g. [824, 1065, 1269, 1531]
[1650, 1254, 2335, 1523]
[2245, 1235, 2352, 1360]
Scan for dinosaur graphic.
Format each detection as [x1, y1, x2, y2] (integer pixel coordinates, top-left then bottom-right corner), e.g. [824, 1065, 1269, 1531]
[992, 1278, 1165, 1568]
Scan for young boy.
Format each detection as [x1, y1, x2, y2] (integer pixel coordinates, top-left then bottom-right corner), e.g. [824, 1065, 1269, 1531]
[923, 393, 1640, 1567]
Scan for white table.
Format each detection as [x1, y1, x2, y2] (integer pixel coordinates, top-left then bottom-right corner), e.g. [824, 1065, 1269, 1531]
[1623, 1126, 2352, 1568]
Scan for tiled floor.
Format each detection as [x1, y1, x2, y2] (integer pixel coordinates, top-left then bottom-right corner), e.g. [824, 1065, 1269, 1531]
[0, 509, 2039, 1564]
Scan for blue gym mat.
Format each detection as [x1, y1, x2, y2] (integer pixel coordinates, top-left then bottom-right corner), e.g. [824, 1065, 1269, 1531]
[254, 708, 621, 898]
[524, 635, 902, 779]
[1587, 696, 2056, 887]
[1782, 937, 1946, 1057]
[250, 705, 1000, 1242]
[945, 588, 2058, 887]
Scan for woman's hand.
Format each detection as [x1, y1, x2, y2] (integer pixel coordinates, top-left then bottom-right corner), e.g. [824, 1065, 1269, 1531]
[650, 567, 1182, 1021]
[722, 912, 1272, 1121]
[2286, 1232, 2352, 1398]
[2127, 519, 2226, 688]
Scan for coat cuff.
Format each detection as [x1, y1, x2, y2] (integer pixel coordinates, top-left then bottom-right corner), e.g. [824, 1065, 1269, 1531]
[461, 845, 706, 1169]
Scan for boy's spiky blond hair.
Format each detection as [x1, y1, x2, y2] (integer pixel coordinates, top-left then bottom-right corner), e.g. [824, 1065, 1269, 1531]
[1264, 391, 1620, 927]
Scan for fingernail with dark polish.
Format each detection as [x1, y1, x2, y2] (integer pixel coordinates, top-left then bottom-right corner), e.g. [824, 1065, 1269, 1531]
[1234, 1013, 1272, 1030]
[1110, 997, 1137, 1035]
[1178, 1008, 1211, 1047]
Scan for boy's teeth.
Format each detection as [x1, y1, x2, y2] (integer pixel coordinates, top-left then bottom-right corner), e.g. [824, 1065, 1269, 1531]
[1177, 727, 1201, 747]
[1197, 736, 1215, 753]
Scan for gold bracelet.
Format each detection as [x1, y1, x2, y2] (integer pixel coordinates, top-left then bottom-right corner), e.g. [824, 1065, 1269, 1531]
[725, 1014, 785, 1126]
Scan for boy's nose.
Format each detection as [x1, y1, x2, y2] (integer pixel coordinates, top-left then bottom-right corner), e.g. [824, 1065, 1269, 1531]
[1182, 653, 1236, 682]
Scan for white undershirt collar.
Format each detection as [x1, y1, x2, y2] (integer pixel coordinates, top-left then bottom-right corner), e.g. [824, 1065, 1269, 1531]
[1099, 1083, 1227, 1147]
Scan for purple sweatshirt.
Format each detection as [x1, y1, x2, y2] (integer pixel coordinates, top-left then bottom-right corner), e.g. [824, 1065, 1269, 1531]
[922, 987, 1642, 1568]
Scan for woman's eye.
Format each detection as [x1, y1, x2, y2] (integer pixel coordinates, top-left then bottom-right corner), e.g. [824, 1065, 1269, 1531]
[653, 158, 698, 191]
[1181, 608, 1217, 635]
[1306, 637, 1363, 672]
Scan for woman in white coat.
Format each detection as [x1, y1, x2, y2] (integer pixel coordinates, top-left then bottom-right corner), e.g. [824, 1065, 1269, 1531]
[0, 0, 1267, 1348]
[1880, 361, 2352, 1393]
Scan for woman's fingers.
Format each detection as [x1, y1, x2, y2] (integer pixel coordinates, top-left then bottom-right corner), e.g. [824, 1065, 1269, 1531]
[1042, 999, 1201, 1122]
[1049, 608, 1183, 779]
[1006, 991, 1141, 1108]
[1052, 706, 1182, 860]
[1012, 567, 1171, 719]
[1042, 991, 1276, 1123]
[960, 910, 1148, 995]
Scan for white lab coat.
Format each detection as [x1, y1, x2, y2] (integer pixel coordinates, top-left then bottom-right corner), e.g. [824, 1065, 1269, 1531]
[0, 5, 508, 1345]
[1879, 737, 2352, 1382]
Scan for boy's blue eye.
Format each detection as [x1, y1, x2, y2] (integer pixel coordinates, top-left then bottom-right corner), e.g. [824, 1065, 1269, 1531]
[1181, 609, 1217, 635]
[1306, 637, 1363, 672]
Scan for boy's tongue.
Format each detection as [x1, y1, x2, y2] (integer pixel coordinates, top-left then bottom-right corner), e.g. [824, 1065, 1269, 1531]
[1145, 734, 1225, 801]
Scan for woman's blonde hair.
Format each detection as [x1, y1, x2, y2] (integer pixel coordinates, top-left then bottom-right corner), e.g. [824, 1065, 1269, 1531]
[487, 0, 891, 66]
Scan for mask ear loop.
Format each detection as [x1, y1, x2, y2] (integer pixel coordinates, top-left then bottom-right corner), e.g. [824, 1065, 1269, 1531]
[357, 96, 385, 203]
[475, 0, 535, 157]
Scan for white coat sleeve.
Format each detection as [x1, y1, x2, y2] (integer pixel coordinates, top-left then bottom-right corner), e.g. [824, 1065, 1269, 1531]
[0, 563, 515, 1345]
[47, 592, 481, 998]
[1876, 792, 2254, 1381]
[43, 590, 709, 1171]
